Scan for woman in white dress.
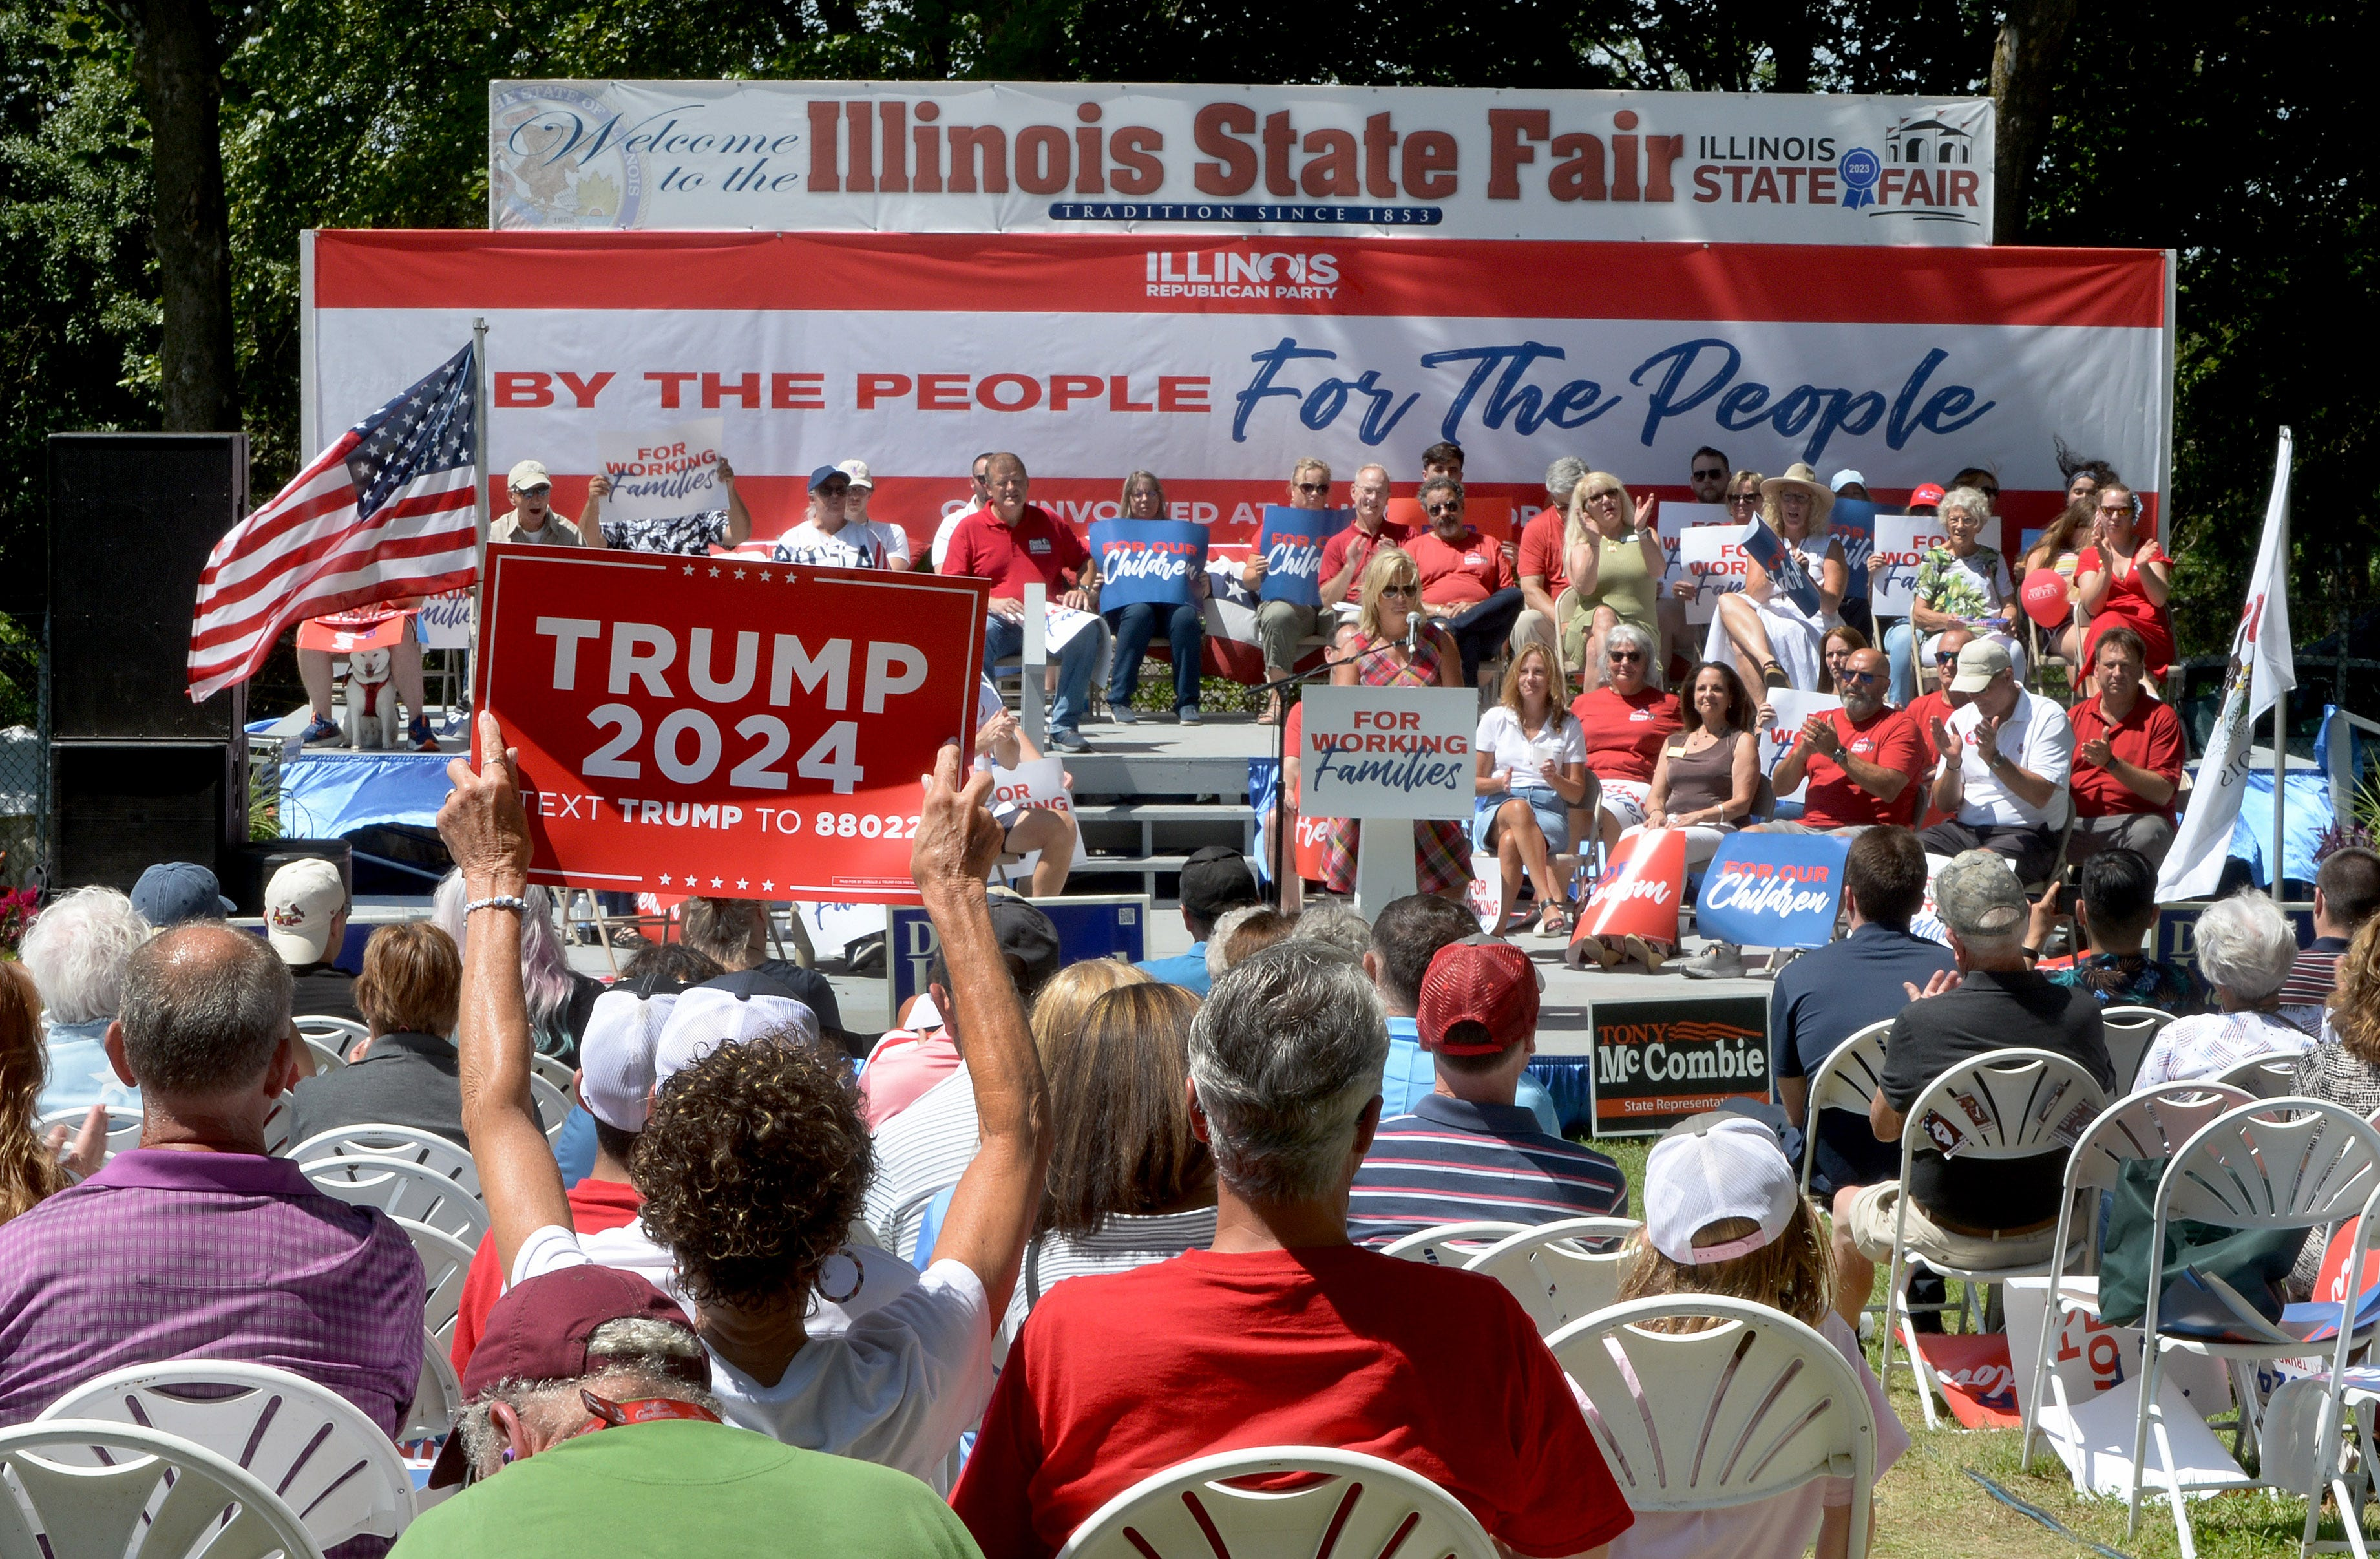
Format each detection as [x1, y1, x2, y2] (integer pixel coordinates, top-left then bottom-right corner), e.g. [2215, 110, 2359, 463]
[1703, 461, 1848, 709]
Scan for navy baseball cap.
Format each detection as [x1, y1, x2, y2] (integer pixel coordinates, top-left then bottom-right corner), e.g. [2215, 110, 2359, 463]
[808, 465, 850, 492]
[130, 862, 235, 926]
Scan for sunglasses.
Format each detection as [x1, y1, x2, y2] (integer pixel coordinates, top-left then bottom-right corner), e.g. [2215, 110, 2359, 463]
[1727, 493, 1760, 506]
[816, 483, 850, 496]
[1692, 468, 1727, 481]
[1933, 651, 1961, 664]
[1608, 649, 1645, 663]
[1295, 481, 1329, 496]
[1381, 583, 1418, 597]
[1839, 669, 1882, 684]
[2095, 505, 2134, 518]
[517, 485, 551, 498]
[1424, 502, 1461, 517]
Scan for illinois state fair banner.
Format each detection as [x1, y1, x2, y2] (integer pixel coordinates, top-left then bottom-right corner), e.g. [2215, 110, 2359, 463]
[491, 81, 1993, 244]
[473, 544, 988, 902]
[301, 231, 2171, 557]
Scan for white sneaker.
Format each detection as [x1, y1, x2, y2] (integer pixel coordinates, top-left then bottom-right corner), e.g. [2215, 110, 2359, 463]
[1676, 944, 1746, 980]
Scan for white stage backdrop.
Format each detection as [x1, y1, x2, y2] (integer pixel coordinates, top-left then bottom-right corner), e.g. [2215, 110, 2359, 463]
[490, 81, 1994, 245]
[300, 230, 2171, 549]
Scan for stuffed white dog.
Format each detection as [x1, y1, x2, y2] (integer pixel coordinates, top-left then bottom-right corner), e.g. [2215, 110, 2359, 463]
[341, 648, 402, 750]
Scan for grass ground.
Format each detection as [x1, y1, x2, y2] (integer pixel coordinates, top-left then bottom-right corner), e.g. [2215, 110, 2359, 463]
[1589, 1136, 2348, 1559]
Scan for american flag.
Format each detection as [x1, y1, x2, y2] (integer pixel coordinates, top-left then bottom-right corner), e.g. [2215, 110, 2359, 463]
[187, 343, 480, 700]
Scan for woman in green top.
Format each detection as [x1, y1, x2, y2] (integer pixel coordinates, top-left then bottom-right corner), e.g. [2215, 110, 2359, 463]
[1562, 471, 1666, 688]
[1877, 484, 2023, 706]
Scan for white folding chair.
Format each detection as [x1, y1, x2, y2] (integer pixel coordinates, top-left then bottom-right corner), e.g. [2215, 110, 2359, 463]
[2122, 1098, 2380, 1558]
[406, 1330, 462, 1444]
[301, 1154, 491, 1247]
[1460, 1217, 1642, 1337]
[1378, 1220, 1530, 1267]
[39, 1361, 413, 1550]
[2099, 1005, 2177, 1094]
[300, 1039, 347, 1077]
[529, 1053, 576, 1094]
[1796, 1019, 1895, 1195]
[527, 1072, 571, 1141]
[34, 1105, 142, 1164]
[393, 1216, 476, 1352]
[1054, 1446, 1497, 1559]
[2017, 1081, 2256, 1472]
[291, 1124, 479, 1199]
[262, 1096, 295, 1157]
[1877, 1046, 2110, 1430]
[295, 1015, 368, 1048]
[2216, 1048, 2310, 1099]
[1548, 1295, 1877, 1558]
[0, 1417, 323, 1558]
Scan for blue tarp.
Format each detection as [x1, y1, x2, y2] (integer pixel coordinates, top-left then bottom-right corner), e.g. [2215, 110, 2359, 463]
[278, 751, 452, 838]
[2226, 769, 2333, 891]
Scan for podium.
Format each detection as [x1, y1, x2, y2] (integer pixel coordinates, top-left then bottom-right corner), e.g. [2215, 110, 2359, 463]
[1299, 686, 1479, 921]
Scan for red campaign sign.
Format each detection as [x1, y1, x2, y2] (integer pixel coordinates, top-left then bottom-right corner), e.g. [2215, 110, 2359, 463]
[473, 544, 989, 902]
[1912, 1333, 2022, 1428]
[1294, 812, 1332, 883]
[1572, 828, 1687, 946]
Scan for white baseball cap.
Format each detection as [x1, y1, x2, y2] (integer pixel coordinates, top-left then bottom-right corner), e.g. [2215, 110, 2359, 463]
[653, 972, 818, 1089]
[835, 459, 874, 491]
[1829, 468, 1867, 493]
[264, 858, 346, 964]
[577, 984, 683, 1133]
[507, 459, 552, 493]
[1644, 1114, 1802, 1266]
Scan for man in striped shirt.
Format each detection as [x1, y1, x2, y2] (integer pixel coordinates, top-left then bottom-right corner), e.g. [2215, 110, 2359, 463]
[2280, 847, 2380, 1032]
[1349, 937, 1625, 1247]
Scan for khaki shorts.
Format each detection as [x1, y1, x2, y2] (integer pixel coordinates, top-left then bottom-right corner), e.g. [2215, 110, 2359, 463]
[1841, 1181, 2061, 1273]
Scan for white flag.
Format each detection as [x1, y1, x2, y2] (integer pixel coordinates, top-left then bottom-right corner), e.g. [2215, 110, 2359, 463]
[2157, 429, 2296, 899]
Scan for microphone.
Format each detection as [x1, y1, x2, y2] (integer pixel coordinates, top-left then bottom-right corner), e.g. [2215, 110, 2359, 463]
[1405, 605, 1421, 653]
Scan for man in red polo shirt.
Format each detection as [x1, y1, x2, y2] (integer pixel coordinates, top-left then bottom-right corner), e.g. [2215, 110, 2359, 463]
[1764, 648, 1929, 832]
[2067, 625, 2185, 868]
[1409, 476, 1523, 686]
[1314, 462, 1408, 611]
[1513, 460, 1579, 670]
[942, 452, 1102, 752]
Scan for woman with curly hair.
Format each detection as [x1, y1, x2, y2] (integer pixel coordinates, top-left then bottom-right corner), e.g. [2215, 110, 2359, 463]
[445, 721, 1051, 1490]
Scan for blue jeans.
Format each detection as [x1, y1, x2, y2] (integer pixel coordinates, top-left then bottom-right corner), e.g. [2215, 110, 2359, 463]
[985, 613, 1099, 738]
[1105, 600, 1204, 710]
[1883, 619, 1918, 707]
[1439, 588, 1526, 685]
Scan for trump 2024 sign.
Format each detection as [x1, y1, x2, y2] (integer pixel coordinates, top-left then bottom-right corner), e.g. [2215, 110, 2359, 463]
[473, 545, 988, 901]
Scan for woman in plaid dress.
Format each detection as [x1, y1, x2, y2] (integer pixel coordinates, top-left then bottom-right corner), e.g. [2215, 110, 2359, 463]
[1319, 547, 1474, 898]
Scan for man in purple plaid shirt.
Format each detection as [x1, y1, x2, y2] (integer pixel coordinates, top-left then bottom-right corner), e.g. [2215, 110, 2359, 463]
[0, 924, 423, 1433]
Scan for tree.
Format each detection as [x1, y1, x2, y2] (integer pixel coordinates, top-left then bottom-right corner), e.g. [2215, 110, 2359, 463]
[1988, 0, 2078, 243]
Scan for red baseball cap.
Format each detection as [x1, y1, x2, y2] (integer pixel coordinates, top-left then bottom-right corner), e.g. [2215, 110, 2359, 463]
[1416, 936, 1541, 1055]
[428, 1264, 705, 1487]
[1908, 482, 1947, 509]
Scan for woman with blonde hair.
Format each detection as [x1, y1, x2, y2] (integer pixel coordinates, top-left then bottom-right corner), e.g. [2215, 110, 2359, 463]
[1010, 982, 1212, 1333]
[1603, 1115, 1906, 1559]
[1473, 641, 1589, 937]
[1028, 957, 1150, 1065]
[1702, 461, 1848, 707]
[1562, 471, 1667, 686]
[1318, 547, 1472, 902]
[0, 964, 103, 1227]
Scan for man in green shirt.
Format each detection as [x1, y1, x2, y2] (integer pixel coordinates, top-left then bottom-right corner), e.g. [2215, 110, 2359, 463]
[396, 1263, 980, 1556]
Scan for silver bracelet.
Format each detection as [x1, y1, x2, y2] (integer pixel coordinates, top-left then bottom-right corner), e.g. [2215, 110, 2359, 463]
[465, 895, 530, 915]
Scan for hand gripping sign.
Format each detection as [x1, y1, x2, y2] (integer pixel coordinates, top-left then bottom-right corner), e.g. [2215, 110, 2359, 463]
[596, 417, 722, 525]
[474, 544, 989, 902]
[1570, 827, 1687, 949]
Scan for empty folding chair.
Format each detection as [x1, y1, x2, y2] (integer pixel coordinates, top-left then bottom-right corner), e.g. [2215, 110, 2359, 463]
[291, 1123, 479, 1199]
[301, 1154, 491, 1246]
[2098, 1004, 2177, 1094]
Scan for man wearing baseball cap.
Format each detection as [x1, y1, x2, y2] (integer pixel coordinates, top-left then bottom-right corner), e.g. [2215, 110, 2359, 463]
[489, 459, 586, 547]
[1917, 637, 2076, 886]
[1906, 482, 1946, 516]
[129, 861, 234, 926]
[395, 1266, 978, 1556]
[1134, 845, 1259, 997]
[1349, 936, 1624, 1248]
[837, 459, 913, 569]
[1829, 849, 2111, 1329]
[263, 858, 361, 1023]
[773, 463, 907, 571]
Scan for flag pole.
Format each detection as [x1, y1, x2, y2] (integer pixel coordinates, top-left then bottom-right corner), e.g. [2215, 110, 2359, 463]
[2273, 425, 2293, 898]
[471, 317, 490, 710]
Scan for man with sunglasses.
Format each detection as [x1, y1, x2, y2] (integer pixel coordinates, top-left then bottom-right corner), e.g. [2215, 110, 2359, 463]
[1687, 447, 1731, 505]
[1763, 649, 1928, 834]
[1408, 476, 1523, 687]
[1241, 458, 1336, 723]
[774, 463, 908, 571]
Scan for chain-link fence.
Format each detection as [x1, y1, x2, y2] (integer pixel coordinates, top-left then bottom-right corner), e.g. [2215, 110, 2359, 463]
[0, 612, 45, 887]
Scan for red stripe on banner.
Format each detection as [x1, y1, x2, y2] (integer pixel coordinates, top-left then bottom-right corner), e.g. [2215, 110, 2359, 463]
[313, 230, 2167, 329]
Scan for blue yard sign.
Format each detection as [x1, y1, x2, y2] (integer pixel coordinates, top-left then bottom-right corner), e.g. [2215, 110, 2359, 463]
[1256, 505, 1353, 607]
[1090, 518, 1207, 609]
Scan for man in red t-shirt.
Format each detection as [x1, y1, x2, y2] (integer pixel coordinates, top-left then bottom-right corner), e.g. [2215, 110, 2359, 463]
[1764, 649, 1928, 831]
[1407, 476, 1524, 687]
[950, 944, 1634, 1559]
[942, 452, 1102, 752]
[1902, 625, 1971, 830]
[2067, 625, 2185, 868]
[1314, 463, 1409, 611]
[1513, 461, 1577, 670]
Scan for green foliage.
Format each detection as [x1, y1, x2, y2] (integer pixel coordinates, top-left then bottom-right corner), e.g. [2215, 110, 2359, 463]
[0, 0, 2371, 667]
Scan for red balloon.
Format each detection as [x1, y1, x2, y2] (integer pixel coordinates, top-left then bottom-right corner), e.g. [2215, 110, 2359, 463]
[2019, 567, 2072, 630]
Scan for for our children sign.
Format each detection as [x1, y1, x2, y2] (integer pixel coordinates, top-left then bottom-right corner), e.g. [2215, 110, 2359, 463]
[1694, 833, 1848, 950]
[474, 543, 989, 901]
[1255, 505, 1353, 608]
[596, 418, 722, 524]
[1089, 518, 1207, 608]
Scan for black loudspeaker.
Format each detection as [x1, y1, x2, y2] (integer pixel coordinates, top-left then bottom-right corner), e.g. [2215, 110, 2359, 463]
[50, 743, 243, 893]
[48, 432, 249, 741]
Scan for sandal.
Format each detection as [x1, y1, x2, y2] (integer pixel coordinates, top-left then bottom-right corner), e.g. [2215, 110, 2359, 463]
[1256, 690, 1283, 726]
[1624, 933, 1667, 973]
[1539, 906, 1572, 939]
[1760, 660, 1790, 690]
[1504, 904, 1542, 934]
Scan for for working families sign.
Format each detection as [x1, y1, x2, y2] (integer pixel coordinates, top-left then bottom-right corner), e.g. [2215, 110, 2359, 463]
[300, 232, 2173, 546]
[1089, 518, 1206, 608]
[474, 544, 988, 900]
[597, 418, 722, 523]
[1297, 687, 1474, 820]
[492, 81, 1992, 244]
[1256, 506, 1353, 606]
[1590, 995, 1771, 1136]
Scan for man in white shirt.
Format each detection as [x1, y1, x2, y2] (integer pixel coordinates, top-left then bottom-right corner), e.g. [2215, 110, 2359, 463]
[837, 460, 912, 569]
[776, 465, 910, 571]
[1919, 639, 2074, 884]
[929, 452, 996, 572]
[439, 715, 1049, 1490]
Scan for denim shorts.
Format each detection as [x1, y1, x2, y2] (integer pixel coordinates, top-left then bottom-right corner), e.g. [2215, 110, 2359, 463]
[1471, 785, 1570, 854]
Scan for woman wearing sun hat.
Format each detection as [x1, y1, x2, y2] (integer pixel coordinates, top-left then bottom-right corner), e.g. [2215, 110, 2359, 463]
[1701, 462, 1848, 710]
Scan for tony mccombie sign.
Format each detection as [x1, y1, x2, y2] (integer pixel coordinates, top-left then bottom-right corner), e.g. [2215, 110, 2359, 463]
[492, 81, 1992, 243]
[1590, 995, 1773, 1136]
[472, 544, 988, 901]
